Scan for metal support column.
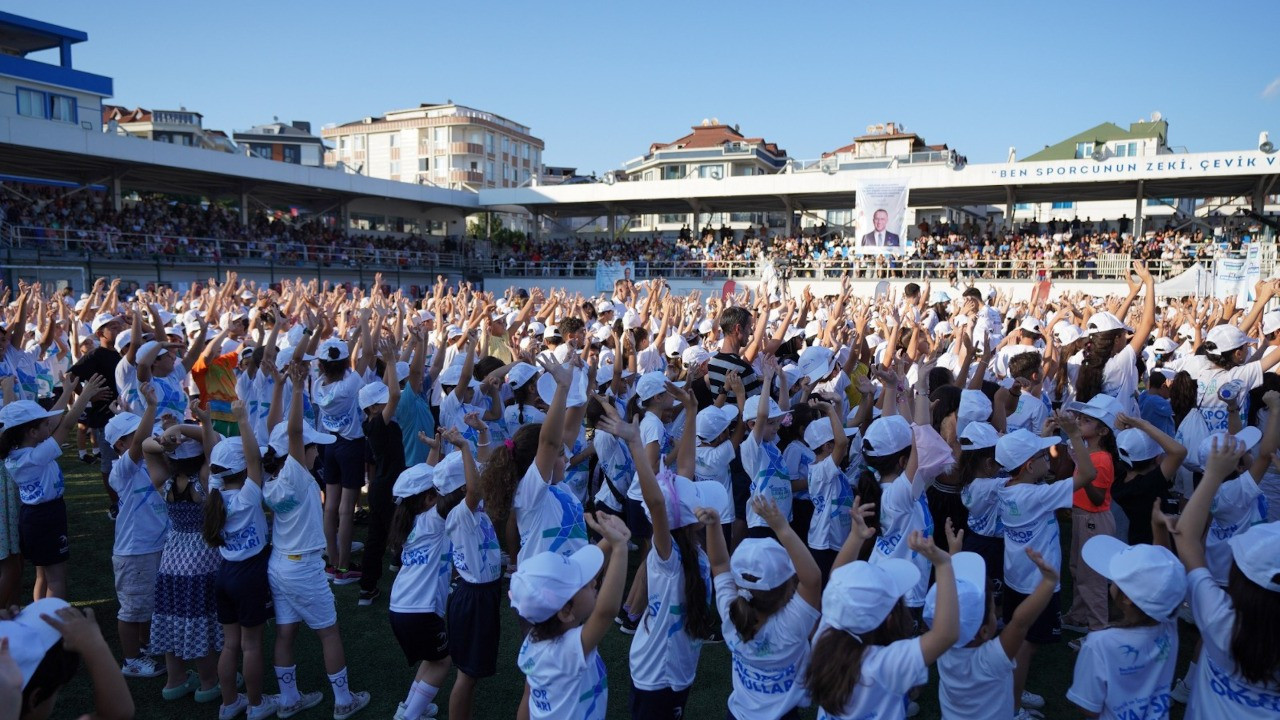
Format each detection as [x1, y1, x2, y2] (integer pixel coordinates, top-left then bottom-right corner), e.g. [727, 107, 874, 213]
[112, 175, 123, 212]
[606, 205, 616, 241]
[784, 197, 794, 237]
[1133, 180, 1145, 238]
[1004, 186, 1015, 229]
[239, 190, 250, 225]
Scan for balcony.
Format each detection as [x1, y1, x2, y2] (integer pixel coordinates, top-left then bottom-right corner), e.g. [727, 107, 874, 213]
[449, 169, 485, 184]
[450, 142, 485, 155]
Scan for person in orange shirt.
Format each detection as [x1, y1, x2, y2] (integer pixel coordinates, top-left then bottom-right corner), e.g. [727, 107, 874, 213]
[1060, 394, 1125, 634]
[191, 324, 244, 438]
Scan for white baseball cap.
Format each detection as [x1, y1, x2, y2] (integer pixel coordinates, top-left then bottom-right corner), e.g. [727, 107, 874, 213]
[663, 334, 689, 358]
[1150, 337, 1179, 354]
[267, 421, 335, 456]
[642, 475, 729, 530]
[797, 345, 835, 384]
[635, 371, 668, 402]
[507, 362, 539, 389]
[1116, 428, 1162, 464]
[1175, 323, 1195, 339]
[274, 346, 315, 372]
[393, 463, 434, 500]
[1085, 311, 1133, 335]
[594, 364, 634, 387]
[804, 320, 822, 339]
[438, 362, 468, 387]
[924, 551, 987, 647]
[681, 346, 711, 368]
[104, 412, 143, 447]
[697, 318, 715, 335]
[358, 382, 390, 410]
[543, 324, 562, 340]
[1227, 521, 1280, 592]
[741, 394, 785, 422]
[1053, 322, 1083, 346]
[316, 338, 349, 362]
[0, 597, 71, 687]
[863, 415, 912, 457]
[510, 546, 605, 623]
[1204, 324, 1256, 354]
[114, 329, 135, 352]
[822, 559, 920, 635]
[90, 313, 120, 333]
[527, 321, 545, 336]
[622, 310, 642, 330]
[803, 418, 836, 451]
[696, 404, 738, 441]
[1194, 428, 1262, 471]
[929, 290, 951, 305]
[958, 421, 999, 451]
[536, 368, 587, 409]
[956, 389, 992, 435]
[596, 300, 615, 314]
[1262, 310, 1280, 337]
[433, 451, 466, 495]
[1082, 536, 1188, 619]
[996, 429, 1060, 471]
[0, 400, 62, 430]
[731, 538, 795, 591]
[1064, 394, 1126, 433]
[1019, 316, 1044, 335]
[210, 437, 253, 477]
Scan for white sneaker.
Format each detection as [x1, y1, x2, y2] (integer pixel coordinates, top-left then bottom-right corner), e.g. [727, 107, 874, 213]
[247, 695, 279, 720]
[1013, 709, 1044, 720]
[277, 691, 323, 719]
[394, 701, 439, 720]
[1021, 690, 1046, 709]
[334, 690, 371, 719]
[1170, 677, 1192, 703]
[122, 655, 164, 678]
[219, 694, 249, 720]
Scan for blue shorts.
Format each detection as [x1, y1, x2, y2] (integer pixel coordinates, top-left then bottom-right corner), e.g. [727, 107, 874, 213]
[19, 498, 69, 567]
[447, 578, 501, 678]
[630, 685, 691, 720]
[624, 498, 653, 541]
[215, 547, 271, 628]
[322, 436, 365, 490]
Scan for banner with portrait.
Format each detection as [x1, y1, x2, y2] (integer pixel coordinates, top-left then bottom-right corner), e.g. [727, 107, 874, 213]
[595, 261, 635, 293]
[854, 179, 911, 255]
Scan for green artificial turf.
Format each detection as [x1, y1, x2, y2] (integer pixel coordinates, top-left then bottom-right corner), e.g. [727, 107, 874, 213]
[42, 449, 1192, 719]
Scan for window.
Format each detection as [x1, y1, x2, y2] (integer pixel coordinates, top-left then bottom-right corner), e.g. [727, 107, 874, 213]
[434, 128, 447, 144]
[17, 88, 45, 118]
[1051, 201, 1074, 209]
[1146, 197, 1175, 207]
[49, 94, 76, 123]
[522, 144, 530, 160]
[388, 134, 398, 148]
[470, 161, 478, 171]
[1114, 141, 1139, 157]
[486, 160, 495, 179]
[353, 135, 365, 151]
[389, 161, 399, 175]
[1074, 142, 1094, 159]
[698, 164, 723, 179]
[418, 158, 429, 172]
[281, 146, 300, 164]
[338, 137, 346, 150]
[660, 213, 688, 224]
[1014, 203, 1033, 210]
[249, 143, 271, 159]
[661, 165, 684, 180]
[485, 133, 495, 153]
[502, 137, 509, 154]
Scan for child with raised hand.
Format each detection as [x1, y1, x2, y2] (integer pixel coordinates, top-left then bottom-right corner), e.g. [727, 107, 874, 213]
[802, 399, 853, 583]
[0, 373, 104, 601]
[805, 530, 957, 720]
[709, 494, 821, 720]
[1066, 533, 1186, 719]
[931, 516, 1059, 720]
[741, 357, 794, 538]
[996, 411, 1098, 717]
[1111, 412, 1188, 544]
[510, 511, 631, 720]
[201, 400, 276, 720]
[598, 383, 725, 719]
[1168, 435, 1280, 719]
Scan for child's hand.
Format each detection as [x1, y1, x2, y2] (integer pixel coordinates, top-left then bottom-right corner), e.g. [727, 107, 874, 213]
[230, 399, 248, 420]
[417, 431, 442, 450]
[1055, 410, 1080, 437]
[441, 427, 467, 449]
[907, 531, 950, 566]
[1264, 390, 1280, 411]
[81, 373, 108, 402]
[463, 412, 486, 431]
[585, 510, 631, 548]
[1204, 435, 1247, 478]
[1150, 498, 1181, 536]
[0, 637, 21, 707]
[40, 606, 106, 655]
[944, 517, 965, 557]
[850, 496, 877, 541]
[140, 382, 158, 408]
[750, 494, 787, 532]
[192, 400, 211, 425]
[1025, 548, 1059, 585]
[694, 506, 721, 527]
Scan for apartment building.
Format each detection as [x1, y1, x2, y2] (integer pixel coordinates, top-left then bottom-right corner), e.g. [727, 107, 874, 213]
[233, 119, 326, 166]
[0, 11, 112, 131]
[103, 105, 238, 152]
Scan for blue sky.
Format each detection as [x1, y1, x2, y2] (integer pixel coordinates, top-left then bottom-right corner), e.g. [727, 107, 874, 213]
[14, 0, 1278, 173]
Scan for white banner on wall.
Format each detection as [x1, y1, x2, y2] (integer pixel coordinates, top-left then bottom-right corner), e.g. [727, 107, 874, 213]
[854, 179, 910, 256]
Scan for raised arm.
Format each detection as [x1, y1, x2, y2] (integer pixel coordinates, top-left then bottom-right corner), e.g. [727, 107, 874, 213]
[234, 400, 263, 488]
[1127, 262, 1156, 355]
[831, 496, 877, 571]
[753, 495, 822, 609]
[129, 383, 159, 464]
[534, 355, 573, 480]
[579, 512, 632, 655]
[1173, 437, 1248, 571]
[53, 374, 104, 446]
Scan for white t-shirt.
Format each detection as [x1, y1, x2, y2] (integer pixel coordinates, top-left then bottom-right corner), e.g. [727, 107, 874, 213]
[1175, 354, 1265, 432]
[714, 572, 819, 720]
[563, 429, 591, 503]
[815, 635, 928, 720]
[446, 501, 502, 584]
[504, 403, 546, 429]
[782, 441, 815, 501]
[518, 626, 608, 720]
[219, 481, 268, 562]
[629, 412, 671, 501]
[807, 456, 853, 551]
[999, 478, 1074, 594]
[1205, 471, 1266, 586]
[151, 367, 190, 421]
[513, 464, 588, 565]
[592, 431, 633, 513]
[1186, 567, 1280, 719]
[992, 344, 1040, 380]
[389, 507, 451, 614]
[962, 476, 1005, 538]
[870, 472, 933, 607]
[109, 453, 169, 556]
[937, 638, 1015, 720]
[312, 371, 364, 440]
[7, 438, 65, 505]
[263, 456, 325, 555]
[629, 544, 710, 692]
[742, 434, 793, 527]
[1066, 620, 1179, 720]
[695, 441, 736, 523]
[238, 372, 274, 443]
[1005, 393, 1050, 435]
[115, 358, 140, 414]
[1102, 345, 1140, 414]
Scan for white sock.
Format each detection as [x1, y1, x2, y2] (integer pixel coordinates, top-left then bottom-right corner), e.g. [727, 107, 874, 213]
[405, 681, 438, 719]
[275, 665, 300, 705]
[328, 667, 354, 706]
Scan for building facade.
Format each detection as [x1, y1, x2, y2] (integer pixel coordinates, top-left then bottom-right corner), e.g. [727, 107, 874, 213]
[103, 105, 238, 152]
[233, 120, 326, 166]
[0, 11, 112, 132]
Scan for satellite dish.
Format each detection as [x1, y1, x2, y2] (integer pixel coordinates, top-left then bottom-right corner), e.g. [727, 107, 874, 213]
[602, 172, 616, 186]
[1091, 147, 1107, 162]
[1150, 111, 1163, 122]
[820, 157, 838, 175]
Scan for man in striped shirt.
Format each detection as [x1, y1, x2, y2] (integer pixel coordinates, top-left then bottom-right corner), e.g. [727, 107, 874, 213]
[707, 305, 762, 400]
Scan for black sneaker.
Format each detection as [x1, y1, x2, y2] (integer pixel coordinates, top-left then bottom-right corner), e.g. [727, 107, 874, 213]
[618, 613, 639, 635]
[614, 607, 629, 626]
[357, 588, 380, 607]
[353, 507, 369, 524]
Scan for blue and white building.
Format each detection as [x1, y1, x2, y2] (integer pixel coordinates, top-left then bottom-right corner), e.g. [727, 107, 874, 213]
[0, 11, 112, 131]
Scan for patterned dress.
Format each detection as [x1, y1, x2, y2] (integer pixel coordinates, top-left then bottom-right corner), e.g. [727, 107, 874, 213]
[150, 477, 223, 659]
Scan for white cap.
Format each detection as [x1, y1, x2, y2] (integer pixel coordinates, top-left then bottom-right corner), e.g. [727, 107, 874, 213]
[114, 329, 134, 352]
[1227, 522, 1280, 592]
[929, 290, 951, 305]
[527, 321, 545, 336]
[1064, 394, 1125, 433]
[924, 551, 987, 647]
[804, 319, 822, 339]
[210, 437, 252, 477]
[536, 369, 587, 409]
[275, 346, 315, 371]
[136, 340, 168, 364]
[1053, 322, 1083, 346]
[552, 343, 574, 363]
[622, 310, 642, 330]
[822, 559, 920, 635]
[797, 345, 835, 383]
[803, 418, 835, 451]
[596, 300, 615, 314]
[958, 421, 999, 451]
[594, 364, 633, 387]
[509, 546, 605, 622]
[317, 338, 349, 362]
[358, 382, 389, 410]
[543, 324, 561, 340]
[642, 475, 729, 529]
[1085, 311, 1133, 335]
[636, 372, 668, 402]
[0, 597, 71, 687]
[730, 538, 795, 591]
[956, 389, 992, 435]
[696, 404, 737, 441]
[392, 361, 411, 384]
[507, 362, 539, 389]
[1175, 323, 1195, 339]
[934, 321, 954, 337]
[1204, 324, 1256, 353]
[392, 463, 434, 500]
[1194, 428, 1262, 471]
[1262, 310, 1280, 336]
[1116, 428, 1162, 464]
[170, 436, 206, 460]
[438, 362, 467, 387]
[996, 429, 1060, 471]
[664, 334, 689, 358]
[681, 346, 711, 368]
[741, 394, 785, 422]
[0, 400, 62, 430]
[90, 313, 119, 333]
[1150, 337, 1179, 354]
[697, 318, 715, 335]
[104, 412, 143, 446]
[863, 415, 912, 457]
[1019, 316, 1044, 335]
[433, 451, 466, 495]
[1082, 536, 1188, 619]
[267, 420, 335, 456]
[592, 325, 612, 343]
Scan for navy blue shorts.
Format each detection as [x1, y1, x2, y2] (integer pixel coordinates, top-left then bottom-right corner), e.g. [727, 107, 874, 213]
[18, 498, 69, 567]
[730, 456, 749, 521]
[1003, 588, 1061, 645]
[447, 578, 502, 678]
[630, 684, 691, 720]
[624, 498, 653, 541]
[215, 547, 270, 628]
[389, 610, 449, 664]
[322, 436, 365, 490]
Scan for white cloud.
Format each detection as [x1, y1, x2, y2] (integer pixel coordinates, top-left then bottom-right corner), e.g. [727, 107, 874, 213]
[1263, 76, 1280, 99]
